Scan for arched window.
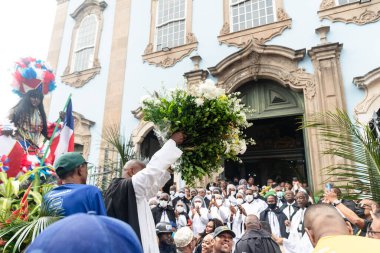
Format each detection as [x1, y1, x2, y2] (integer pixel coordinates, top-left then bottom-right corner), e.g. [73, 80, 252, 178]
[230, 0, 275, 32]
[72, 15, 98, 72]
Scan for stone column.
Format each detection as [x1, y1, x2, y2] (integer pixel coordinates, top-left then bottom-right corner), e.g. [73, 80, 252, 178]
[44, 0, 70, 116]
[307, 41, 347, 188]
[183, 70, 209, 89]
[98, 0, 132, 169]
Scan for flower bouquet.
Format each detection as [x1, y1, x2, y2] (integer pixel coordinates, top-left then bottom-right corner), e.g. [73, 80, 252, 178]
[142, 80, 254, 183]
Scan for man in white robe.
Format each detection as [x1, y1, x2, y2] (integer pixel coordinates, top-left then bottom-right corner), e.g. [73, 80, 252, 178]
[105, 132, 184, 253]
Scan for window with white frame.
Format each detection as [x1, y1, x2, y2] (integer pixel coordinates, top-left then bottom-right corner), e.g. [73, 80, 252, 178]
[73, 15, 98, 72]
[155, 0, 186, 51]
[337, 0, 359, 5]
[230, 0, 275, 32]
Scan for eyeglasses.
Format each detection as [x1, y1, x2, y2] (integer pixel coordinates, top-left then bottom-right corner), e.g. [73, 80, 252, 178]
[367, 226, 380, 237]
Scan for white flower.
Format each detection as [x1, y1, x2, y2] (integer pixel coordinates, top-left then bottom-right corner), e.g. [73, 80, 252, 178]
[140, 95, 152, 104]
[194, 79, 226, 99]
[224, 141, 230, 154]
[238, 139, 247, 154]
[194, 97, 204, 106]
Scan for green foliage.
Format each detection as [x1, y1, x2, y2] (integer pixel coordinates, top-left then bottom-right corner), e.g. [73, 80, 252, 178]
[142, 81, 254, 183]
[0, 170, 61, 253]
[302, 110, 380, 202]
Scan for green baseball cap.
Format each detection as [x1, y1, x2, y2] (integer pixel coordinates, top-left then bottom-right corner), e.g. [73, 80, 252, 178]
[54, 152, 87, 177]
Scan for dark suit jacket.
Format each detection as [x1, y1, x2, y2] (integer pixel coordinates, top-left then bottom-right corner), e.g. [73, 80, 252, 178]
[151, 205, 176, 225]
[234, 229, 282, 253]
[260, 207, 288, 238]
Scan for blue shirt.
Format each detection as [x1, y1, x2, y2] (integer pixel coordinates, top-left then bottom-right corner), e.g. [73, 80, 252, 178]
[43, 184, 107, 216]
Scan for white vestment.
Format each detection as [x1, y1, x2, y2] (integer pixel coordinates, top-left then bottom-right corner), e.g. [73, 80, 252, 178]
[283, 208, 309, 253]
[242, 198, 268, 217]
[132, 139, 182, 253]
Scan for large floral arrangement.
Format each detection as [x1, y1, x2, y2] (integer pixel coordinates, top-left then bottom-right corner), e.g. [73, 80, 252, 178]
[142, 79, 254, 183]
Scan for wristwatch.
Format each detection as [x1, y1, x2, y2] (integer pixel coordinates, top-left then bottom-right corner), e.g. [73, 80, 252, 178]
[332, 200, 341, 207]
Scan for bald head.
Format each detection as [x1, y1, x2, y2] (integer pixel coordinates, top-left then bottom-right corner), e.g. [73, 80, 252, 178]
[122, 159, 146, 179]
[304, 204, 352, 247]
[245, 214, 260, 230]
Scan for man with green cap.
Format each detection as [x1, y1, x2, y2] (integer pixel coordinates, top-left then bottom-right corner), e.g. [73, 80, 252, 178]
[42, 152, 106, 216]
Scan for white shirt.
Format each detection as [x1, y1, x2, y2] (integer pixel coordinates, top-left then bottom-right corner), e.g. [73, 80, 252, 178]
[208, 205, 229, 223]
[189, 207, 209, 236]
[283, 208, 307, 253]
[283, 201, 296, 220]
[229, 207, 244, 242]
[132, 139, 182, 253]
[242, 198, 268, 217]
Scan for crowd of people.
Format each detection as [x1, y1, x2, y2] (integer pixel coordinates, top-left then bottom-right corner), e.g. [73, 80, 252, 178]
[24, 133, 380, 253]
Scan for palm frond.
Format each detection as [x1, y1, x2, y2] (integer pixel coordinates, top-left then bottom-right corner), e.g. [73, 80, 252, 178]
[302, 110, 380, 202]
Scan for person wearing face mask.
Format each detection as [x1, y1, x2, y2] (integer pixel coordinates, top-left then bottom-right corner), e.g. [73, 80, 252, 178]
[197, 188, 210, 208]
[208, 194, 230, 224]
[242, 188, 268, 218]
[149, 198, 158, 210]
[169, 185, 177, 206]
[190, 196, 209, 236]
[175, 200, 190, 230]
[226, 184, 237, 206]
[172, 188, 191, 213]
[260, 195, 288, 238]
[229, 192, 247, 243]
[152, 193, 176, 226]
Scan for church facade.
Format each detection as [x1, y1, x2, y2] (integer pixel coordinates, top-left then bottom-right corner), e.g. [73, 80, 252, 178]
[46, 0, 380, 190]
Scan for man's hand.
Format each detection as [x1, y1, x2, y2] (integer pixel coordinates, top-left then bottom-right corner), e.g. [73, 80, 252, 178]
[324, 190, 338, 203]
[272, 234, 283, 245]
[170, 132, 185, 145]
[285, 220, 291, 227]
[230, 205, 236, 214]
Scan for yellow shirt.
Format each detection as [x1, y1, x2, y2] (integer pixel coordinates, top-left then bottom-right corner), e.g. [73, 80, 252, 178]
[313, 235, 380, 253]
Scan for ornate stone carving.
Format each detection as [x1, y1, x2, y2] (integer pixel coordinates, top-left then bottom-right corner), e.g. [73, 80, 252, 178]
[183, 69, 209, 88]
[318, 0, 380, 25]
[186, 33, 197, 43]
[72, 111, 95, 160]
[277, 8, 289, 21]
[353, 67, 380, 123]
[320, 0, 335, 11]
[61, 67, 101, 88]
[218, 19, 292, 48]
[352, 9, 380, 25]
[219, 22, 230, 35]
[144, 43, 153, 55]
[278, 68, 316, 99]
[142, 42, 198, 68]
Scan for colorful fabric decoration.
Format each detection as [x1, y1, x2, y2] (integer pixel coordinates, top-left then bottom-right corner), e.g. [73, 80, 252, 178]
[0, 155, 10, 172]
[12, 57, 56, 96]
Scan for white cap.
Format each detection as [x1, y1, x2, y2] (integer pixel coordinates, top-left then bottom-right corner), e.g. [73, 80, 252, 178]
[174, 227, 193, 248]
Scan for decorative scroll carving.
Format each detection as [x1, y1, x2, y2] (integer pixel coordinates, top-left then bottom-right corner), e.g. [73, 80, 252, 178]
[352, 9, 380, 25]
[144, 43, 153, 55]
[353, 67, 380, 123]
[218, 19, 292, 48]
[319, 0, 380, 25]
[277, 8, 289, 21]
[186, 33, 197, 43]
[61, 67, 101, 88]
[142, 42, 198, 68]
[219, 22, 230, 35]
[278, 68, 316, 99]
[320, 0, 335, 11]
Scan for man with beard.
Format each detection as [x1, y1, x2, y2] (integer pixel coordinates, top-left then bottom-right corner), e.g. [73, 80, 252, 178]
[260, 195, 288, 238]
[156, 221, 176, 253]
[152, 193, 176, 225]
[212, 226, 235, 253]
[234, 214, 281, 253]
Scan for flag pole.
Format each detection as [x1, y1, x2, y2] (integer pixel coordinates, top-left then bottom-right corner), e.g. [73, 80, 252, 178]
[40, 94, 72, 165]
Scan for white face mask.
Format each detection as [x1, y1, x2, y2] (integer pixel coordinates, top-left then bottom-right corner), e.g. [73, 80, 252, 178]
[209, 187, 215, 191]
[170, 191, 175, 196]
[230, 190, 236, 196]
[216, 199, 223, 206]
[150, 205, 156, 209]
[246, 195, 253, 203]
[253, 192, 258, 198]
[236, 198, 244, 205]
[206, 194, 212, 200]
[194, 202, 202, 208]
[178, 193, 185, 198]
[238, 190, 244, 195]
[176, 206, 184, 213]
[159, 200, 168, 208]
